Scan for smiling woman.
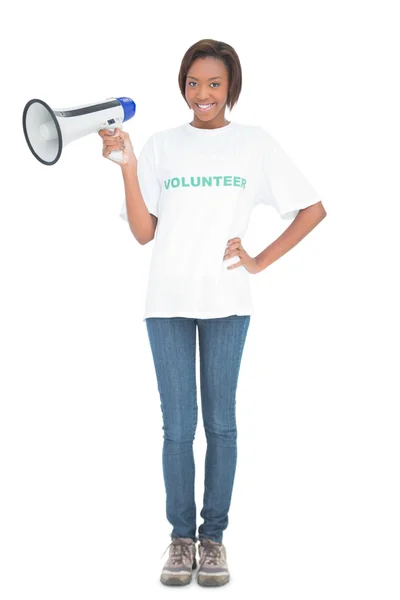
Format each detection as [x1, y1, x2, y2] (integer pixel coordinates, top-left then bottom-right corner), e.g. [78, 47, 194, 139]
[117, 38, 326, 588]
[178, 38, 242, 129]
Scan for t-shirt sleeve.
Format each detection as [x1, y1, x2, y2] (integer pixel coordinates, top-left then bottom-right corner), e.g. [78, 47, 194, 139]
[257, 131, 321, 220]
[119, 134, 161, 222]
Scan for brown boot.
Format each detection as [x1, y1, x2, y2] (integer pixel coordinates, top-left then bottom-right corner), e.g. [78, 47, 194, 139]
[197, 537, 230, 586]
[160, 537, 197, 585]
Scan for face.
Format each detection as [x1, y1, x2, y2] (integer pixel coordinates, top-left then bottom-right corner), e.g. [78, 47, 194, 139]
[185, 56, 230, 128]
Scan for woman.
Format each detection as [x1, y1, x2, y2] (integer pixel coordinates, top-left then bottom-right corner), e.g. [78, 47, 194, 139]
[99, 38, 327, 587]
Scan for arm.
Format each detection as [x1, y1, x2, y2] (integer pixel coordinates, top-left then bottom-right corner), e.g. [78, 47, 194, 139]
[121, 163, 158, 245]
[255, 200, 327, 271]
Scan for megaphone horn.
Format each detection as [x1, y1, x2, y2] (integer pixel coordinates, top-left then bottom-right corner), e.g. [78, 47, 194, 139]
[22, 96, 136, 166]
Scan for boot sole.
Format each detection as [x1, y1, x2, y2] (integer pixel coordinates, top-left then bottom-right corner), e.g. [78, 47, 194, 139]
[197, 575, 230, 586]
[160, 558, 197, 585]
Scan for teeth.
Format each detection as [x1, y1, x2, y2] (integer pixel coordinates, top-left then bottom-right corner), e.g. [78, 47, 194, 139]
[197, 103, 214, 108]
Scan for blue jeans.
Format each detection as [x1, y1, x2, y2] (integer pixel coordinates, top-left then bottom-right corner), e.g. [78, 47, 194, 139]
[145, 315, 251, 544]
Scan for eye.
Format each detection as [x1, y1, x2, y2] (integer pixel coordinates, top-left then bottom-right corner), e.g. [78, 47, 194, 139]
[188, 82, 220, 88]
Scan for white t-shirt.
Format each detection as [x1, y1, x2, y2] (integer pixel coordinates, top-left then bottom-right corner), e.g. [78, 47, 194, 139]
[119, 121, 321, 322]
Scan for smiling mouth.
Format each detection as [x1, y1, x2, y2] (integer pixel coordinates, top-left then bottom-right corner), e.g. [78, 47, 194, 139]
[196, 103, 216, 111]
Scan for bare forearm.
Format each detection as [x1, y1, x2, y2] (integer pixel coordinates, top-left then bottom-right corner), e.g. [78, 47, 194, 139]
[255, 202, 327, 271]
[121, 163, 155, 244]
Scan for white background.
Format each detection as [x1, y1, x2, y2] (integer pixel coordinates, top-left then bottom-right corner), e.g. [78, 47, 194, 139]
[1, 0, 399, 598]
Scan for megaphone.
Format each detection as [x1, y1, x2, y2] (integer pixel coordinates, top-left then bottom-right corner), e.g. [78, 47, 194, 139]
[22, 96, 136, 166]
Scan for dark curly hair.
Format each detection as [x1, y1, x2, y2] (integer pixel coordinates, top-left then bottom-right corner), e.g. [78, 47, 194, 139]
[178, 39, 242, 112]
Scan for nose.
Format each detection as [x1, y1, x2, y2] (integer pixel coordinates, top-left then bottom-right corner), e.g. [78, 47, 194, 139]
[194, 84, 215, 102]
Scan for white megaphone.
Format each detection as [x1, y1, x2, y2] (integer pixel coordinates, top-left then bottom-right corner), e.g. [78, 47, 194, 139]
[22, 96, 136, 166]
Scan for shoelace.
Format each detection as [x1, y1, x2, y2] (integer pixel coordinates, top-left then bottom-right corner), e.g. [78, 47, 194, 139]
[197, 539, 223, 579]
[160, 538, 196, 565]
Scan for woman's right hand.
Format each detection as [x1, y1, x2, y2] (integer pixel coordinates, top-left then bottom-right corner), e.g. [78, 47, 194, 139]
[98, 127, 137, 168]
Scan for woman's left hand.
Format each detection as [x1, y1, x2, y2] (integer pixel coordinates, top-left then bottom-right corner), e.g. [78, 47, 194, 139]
[223, 238, 262, 274]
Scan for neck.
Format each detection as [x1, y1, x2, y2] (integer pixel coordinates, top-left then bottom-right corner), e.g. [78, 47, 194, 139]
[190, 113, 230, 130]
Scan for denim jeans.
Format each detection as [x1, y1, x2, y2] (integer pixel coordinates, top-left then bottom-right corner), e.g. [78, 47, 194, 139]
[145, 315, 251, 544]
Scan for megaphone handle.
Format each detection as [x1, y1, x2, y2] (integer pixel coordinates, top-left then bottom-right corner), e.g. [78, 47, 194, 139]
[106, 125, 124, 164]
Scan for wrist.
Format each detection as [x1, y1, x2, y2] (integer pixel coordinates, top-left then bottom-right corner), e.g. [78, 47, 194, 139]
[255, 252, 271, 272]
[255, 255, 264, 272]
[121, 160, 137, 173]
